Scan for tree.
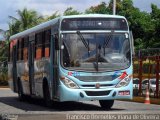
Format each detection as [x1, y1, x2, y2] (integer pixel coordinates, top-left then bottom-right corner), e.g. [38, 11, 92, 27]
[8, 18, 21, 36]
[150, 4, 160, 48]
[0, 29, 9, 40]
[47, 11, 60, 20]
[63, 7, 81, 16]
[109, 0, 156, 49]
[17, 8, 43, 30]
[85, 2, 110, 14]
[108, 0, 122, 14]
[9, 8, 43, 36]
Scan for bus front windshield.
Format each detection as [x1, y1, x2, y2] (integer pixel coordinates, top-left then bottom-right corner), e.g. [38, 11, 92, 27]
[61, 32, 131, 72]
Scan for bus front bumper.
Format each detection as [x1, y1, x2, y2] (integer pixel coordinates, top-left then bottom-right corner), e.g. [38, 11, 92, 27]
[58, 81, 133, 102]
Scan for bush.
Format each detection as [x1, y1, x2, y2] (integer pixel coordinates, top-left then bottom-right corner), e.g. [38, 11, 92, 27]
[0, 73, 8, 86]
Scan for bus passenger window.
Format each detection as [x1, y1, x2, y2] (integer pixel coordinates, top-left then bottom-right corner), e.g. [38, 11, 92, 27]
[44, 29, 51, 57]
[16, 40, 19, 60]
[18, 39, 22, 60]
[10, 40, 18, 62]
[35, 32, 43, 59]
[21, 39, 24, 60]
[23, 37, 29, 61]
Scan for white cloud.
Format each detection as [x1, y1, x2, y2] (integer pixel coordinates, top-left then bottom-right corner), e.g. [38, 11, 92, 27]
[134, 0, 160, 12]
[0, 0, 107, 30]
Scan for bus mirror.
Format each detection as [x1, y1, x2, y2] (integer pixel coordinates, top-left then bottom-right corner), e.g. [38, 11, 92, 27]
[54, 33, 59, 50]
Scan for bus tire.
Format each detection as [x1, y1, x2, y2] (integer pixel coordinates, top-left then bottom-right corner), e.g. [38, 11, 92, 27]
[18, 80, 25, 101]
[99, 100, 114, 110]
[43, 82, 53, 107]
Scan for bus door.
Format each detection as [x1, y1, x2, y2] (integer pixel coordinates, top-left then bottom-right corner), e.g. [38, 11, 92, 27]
[50, 31, 59, 99]
[12, 45, 18, 92]
[28, 36, 35, 95]
[53, 33, 59, 99]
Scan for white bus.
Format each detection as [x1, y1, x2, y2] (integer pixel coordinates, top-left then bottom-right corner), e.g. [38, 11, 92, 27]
[8, 14, 133, 109]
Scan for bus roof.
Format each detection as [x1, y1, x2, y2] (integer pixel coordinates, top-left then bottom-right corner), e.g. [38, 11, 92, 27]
[61, 14, 126, 19]
[10, 14, 126, 41]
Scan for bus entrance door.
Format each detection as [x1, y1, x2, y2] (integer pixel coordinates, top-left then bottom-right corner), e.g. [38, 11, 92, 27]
[28, 37, 35, 95]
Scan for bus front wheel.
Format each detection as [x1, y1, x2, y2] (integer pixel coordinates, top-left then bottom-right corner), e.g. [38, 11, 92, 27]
[99, 100, 114, 110]
[43, 84, 53, 107]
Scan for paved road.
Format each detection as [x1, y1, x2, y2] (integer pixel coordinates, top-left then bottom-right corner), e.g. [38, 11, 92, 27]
[0, 88, 160, 120]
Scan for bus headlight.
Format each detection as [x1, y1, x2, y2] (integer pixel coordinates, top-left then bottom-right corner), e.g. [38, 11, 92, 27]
[60, 77, 79, 89]
[116, 76, 131, 88]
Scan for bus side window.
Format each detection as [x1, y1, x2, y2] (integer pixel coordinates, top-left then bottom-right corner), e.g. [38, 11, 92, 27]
[35, 32, 43, 59]
[17, 40, 19, 60]
[44, 29, 51, 57]
[18, 39, 22, 61]
[21, 39, 24, 60]
[23, 37, 29, 61]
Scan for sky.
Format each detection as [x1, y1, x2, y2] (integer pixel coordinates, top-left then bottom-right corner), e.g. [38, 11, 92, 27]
[0, 0, 160, 39]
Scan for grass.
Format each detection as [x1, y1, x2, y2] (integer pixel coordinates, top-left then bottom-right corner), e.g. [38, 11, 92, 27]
[0, 73, 8, 86]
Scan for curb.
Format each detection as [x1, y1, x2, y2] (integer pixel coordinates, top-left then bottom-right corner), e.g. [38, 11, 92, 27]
[0, 86, 9, 88]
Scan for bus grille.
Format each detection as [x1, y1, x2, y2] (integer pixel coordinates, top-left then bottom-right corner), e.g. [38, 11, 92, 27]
[75, 75, 119, 82]
[85, 90, 111, 96]
[81, 84, 114, 88]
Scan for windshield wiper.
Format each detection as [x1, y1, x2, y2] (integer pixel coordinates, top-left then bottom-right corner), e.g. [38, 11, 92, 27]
[76, 31, 90, 56]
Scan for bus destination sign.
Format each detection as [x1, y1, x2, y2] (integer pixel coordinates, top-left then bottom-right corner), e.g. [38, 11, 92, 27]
[61, 18, 128, 31]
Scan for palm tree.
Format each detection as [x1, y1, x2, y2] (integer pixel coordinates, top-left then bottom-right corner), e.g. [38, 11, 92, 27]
[17, 8, 43, 30]
[47, 11, 60, 20]
[0, 29, 9, 73]
[9, 8, 44, 35]
[0, 29, 9, 40]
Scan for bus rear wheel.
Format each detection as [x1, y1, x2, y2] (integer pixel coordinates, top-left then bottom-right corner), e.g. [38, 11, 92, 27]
[99, 100, 114, 110]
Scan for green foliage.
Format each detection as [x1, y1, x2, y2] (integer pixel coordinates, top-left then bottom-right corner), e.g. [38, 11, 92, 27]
[47, 11, 60, 20]
[8, 8, 44, 36]
[0, 1, 160, 67]
[0, 73, 8, 86]
[63, 7, 81, 16]
[150, 4, 160, 48]
[118, 1, 151, 48]
[0, 56, 8, 86]
[86, 0, 160, 49]
[1, 0, 159, 49]
[0, 41, 9, 62]
[85, 2, 110, 14]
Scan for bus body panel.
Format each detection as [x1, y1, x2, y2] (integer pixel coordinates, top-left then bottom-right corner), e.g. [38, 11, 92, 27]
[59, 81, 133, 101]
[8, 14, 133, 105]
[58, 65, 133, 101]
[8, 57, 51, 97]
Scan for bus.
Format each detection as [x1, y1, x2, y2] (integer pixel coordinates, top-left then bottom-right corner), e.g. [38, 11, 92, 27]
[8, 14, 133, 109]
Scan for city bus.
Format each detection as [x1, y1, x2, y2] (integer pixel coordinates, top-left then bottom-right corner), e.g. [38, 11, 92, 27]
[8, 14, 133, 109]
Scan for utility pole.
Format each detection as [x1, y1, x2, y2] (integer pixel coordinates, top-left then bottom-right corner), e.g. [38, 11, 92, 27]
[113, 0, 116, 15]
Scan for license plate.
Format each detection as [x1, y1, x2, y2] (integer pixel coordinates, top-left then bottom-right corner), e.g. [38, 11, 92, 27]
[118, 91, 130, 96]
